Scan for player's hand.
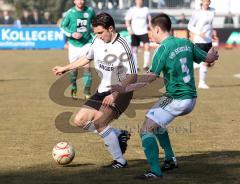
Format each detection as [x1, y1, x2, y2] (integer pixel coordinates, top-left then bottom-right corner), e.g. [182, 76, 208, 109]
[206, 47, 219, 64]
[72, 32, 82, 39]
[52, 66, 66, 76]
[127, 27, 133, 35]
[102, 92, 118, 107]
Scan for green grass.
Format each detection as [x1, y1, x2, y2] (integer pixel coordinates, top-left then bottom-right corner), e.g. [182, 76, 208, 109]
[0, 49, 240, 184]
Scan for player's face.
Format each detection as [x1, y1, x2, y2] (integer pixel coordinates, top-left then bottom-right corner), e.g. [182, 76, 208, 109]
[74, 0, 85, 10]
[93, 26, 113, 43]
[202, 0, 211, 9]
[149, 25, 160, 43]
[135, 0, 143, 7]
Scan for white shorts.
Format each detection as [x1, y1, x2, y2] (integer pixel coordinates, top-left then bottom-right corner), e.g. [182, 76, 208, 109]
[146, 96, 196, 128]
[68, 43, 91, 63]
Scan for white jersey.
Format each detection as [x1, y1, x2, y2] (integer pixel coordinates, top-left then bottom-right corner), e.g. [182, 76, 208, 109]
[188, 7, 215, 44]
[125, 6, 150, 35]
[86, 34, 137, 93]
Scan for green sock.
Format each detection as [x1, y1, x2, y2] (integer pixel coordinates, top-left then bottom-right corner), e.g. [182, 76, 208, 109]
[69, 70, 78, 91]
[141, 133, 162, 176]
[82, 70, 92, 94]
[155, 130, 174, 161]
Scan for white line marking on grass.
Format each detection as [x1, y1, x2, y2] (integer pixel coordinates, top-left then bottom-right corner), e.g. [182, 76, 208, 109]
[234, 73, 240, 79]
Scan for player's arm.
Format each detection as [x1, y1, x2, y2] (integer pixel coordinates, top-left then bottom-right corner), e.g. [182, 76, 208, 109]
[53, 40, 95, 76]
[109, 72, 157, 93]
[110, 46, 165, 93]
[147, 10, 151, 28]
[205, 47, 219, 64]
[193, 43, 219, 64]
[60, 14, 73, 37]
[60, 13, 81, 39]
[125, 20, 132, 33]
[52, 56, 91, 76]
[125, 10, 133, 34]
[187, 12, 201, 36]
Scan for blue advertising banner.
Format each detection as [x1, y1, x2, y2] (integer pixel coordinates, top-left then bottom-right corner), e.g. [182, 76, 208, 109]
[0, 27, 65, 49]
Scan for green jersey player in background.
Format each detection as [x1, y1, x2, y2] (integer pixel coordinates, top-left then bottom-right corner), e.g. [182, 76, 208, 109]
[61, 0, 95, 99]
[110, 13, 219, 179]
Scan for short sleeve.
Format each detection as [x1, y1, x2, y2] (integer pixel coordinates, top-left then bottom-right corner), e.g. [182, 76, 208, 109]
[85, 38, 96, 60]
[121, 39, 137, 74]
[149, 45, 166, 76]
[192, 43, 207, 64]
[90, 8, 96, 19]
[146, 7, 150, 17]
[125, 8, 132, 21]
[187, 11, 200, 35]
[60, 12, 72, 37]
[122, 55, 137, 74]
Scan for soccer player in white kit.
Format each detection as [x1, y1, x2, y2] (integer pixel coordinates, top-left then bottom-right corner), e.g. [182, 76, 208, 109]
[125, 0, 151, 72]
[53, 13, 137, 168]
[188, 0, 215, 89]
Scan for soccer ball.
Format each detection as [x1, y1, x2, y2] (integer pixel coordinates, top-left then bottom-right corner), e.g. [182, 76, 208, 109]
[52, 142, 75, 165]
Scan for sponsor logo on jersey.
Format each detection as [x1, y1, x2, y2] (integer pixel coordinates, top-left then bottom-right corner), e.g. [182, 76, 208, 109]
[83, 13, 89, 18]
[99, 63, 114, 71]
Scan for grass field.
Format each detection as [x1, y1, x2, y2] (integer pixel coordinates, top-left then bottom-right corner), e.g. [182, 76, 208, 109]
[0, 49, 240, 184]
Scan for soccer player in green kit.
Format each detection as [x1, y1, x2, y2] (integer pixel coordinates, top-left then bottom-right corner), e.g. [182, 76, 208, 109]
[110, 13, 219, 179]
[60, 0, 95, 99]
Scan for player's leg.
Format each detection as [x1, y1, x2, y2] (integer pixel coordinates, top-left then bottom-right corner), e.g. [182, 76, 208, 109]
[196, 43, 212, 89]
[95, 107, 128, 167]
[156, 130, 178, 171]
[141, 34, 151, 72]
[193, 62, 200, 69]
[73, 103, 127, 167]
[199, 62, 209, 89]
[94, 92, 133, 168]
[136, 102, 176, 179]
[80, 43, 92, 99]
[69, 69, 78, 98]
[82, 63, 92, 99]
[131, 34, 140, 71]
[145, 96, 176, 165]
[68, 44, 81, 98]
[136, 118, 163, 179]
[73, 106, 101, 129]
[136, 97, 196, 179]
[73, 92, 132, 168]
[156, 97, 196, 171]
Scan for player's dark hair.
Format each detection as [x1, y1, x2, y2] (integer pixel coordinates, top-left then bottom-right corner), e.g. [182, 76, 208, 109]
[151, 13, 171, 32]
[91, 12, 115, 29]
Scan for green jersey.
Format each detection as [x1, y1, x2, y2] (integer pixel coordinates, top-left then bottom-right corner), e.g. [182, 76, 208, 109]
[150, 36, 207, 99]
[60, 6, 95, 47]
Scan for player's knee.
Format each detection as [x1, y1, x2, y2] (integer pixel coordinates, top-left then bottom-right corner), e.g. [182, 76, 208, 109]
[83, 63, 90, 69]
[73, 115, 88, 128]
[144, 44, 150, 50]
[132, 46, 138, 53]
[140, 118, 160, 134]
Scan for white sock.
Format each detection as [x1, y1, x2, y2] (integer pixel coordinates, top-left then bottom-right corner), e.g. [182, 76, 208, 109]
[199, 63, 208, 84]
[99, 126, 126, 164]
[143, 51, 150, 68]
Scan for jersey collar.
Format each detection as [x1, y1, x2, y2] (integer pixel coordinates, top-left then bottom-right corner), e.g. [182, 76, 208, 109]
[74, 6, 86, 12]
[161, 35, 173, 44]
[111, 33, 120, 44]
